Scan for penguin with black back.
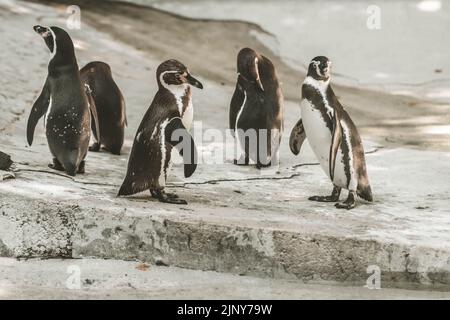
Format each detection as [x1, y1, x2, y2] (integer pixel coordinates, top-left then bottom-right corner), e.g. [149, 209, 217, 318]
[27, 26, 98, 176]
[118, 59, 202, 205]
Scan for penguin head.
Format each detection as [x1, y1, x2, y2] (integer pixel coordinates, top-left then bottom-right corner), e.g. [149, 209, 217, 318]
[308, 56, 332, 81]
[237, 48, 264, 92]
[157, 59, 203, 90]
[33, 25, 76, 65]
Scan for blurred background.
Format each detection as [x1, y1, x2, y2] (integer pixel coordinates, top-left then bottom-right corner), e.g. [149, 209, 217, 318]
[1, 0, 449, 151]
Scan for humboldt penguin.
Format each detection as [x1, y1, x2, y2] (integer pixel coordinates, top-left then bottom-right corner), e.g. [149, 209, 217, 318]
[229, 48, 283, 168]
[27, 25, 98, 176]
[80, 61, 126, 155]
[118, 59, 203, 204]
[289, 56, 373, 209]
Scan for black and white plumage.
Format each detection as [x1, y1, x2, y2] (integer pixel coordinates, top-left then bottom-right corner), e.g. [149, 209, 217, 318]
[118, 59, 202, 204]
[290, 56, 372, 209]
[229, 48, 283, 168]
[27, 26, 98, 176]
[80, 61, 127, 155]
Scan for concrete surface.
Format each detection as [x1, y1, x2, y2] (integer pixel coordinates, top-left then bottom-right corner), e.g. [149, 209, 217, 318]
[1, 258, 450, 299]
[0, 0, 449, 296]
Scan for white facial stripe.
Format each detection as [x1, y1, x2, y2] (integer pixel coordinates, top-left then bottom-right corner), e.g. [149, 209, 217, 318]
[311, 60, 322, 77]
[311, 60, 332, 78]
[49, 28, 57, 60]
[159, 70, 178, 87]
[159, 70, 189, 117]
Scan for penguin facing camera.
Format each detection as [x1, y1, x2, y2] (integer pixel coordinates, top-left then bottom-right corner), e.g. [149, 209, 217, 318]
[290, 56, 373, 209]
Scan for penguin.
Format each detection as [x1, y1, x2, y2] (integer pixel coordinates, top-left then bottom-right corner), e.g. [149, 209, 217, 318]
[229, 48, 283, 168]
[118, 59, 203, 204]
[80, 61, 127, 155]
[27, 26, 98, 176]
[289, 56, 373, 209]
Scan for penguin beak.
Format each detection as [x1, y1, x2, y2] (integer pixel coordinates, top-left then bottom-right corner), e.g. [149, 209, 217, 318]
[33, 25, 50, 38]
[185, 73, 203, 89]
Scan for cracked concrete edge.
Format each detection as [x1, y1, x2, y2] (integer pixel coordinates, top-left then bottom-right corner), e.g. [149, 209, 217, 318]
[0, 197, 449, 290]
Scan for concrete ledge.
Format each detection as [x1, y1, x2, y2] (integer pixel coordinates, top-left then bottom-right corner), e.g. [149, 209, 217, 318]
[1, 187, 449, 290]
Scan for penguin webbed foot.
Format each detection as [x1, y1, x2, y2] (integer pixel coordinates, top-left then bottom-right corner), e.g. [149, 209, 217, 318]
[151, 189, 187, 205]
[335, 191, 356, 210]
[89, 143, 101, 152]
[48, 158, 65, 172]
[309, 186, 341, 202]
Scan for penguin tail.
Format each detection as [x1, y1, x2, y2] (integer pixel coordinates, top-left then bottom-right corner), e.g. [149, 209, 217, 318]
[63, 162, 77, 176]
[357, 184, 373, 202]
[118, 176, 150, 197]
[118, 182, 133, 197]
[61, 150, 81, 176]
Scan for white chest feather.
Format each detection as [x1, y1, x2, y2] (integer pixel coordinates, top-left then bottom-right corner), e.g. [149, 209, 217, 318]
[182, 98, 193, 130]
[300, 98, 332, 177]
[300, 77, 357, 190]
[163, 82, 193, 130]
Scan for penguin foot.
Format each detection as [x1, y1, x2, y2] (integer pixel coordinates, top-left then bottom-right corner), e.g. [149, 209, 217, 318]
[335, 191, 356, 210]
[165, 192, 180, 199]
[151, 190, 187, 205]
[48, 158, 65, 172]
[309, 195, 338, 202]
[102, 146, 121, 155]
[89, 143, 100, 152]
[309, 186, 341, 202]
[77, 161, 85, 174]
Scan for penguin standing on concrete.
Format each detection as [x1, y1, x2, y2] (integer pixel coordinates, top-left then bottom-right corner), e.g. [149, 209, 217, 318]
[27, 26, 98, 176]
[118, 60, 202, 204]
[290, 56, 373, 209]
[229, 48, 283, 168]
[80, 61, 127, 155]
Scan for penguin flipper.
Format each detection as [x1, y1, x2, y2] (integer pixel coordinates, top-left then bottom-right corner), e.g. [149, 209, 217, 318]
[329, 110, 342, 181]
[27, 79, 50, 146]
[165, 117, 198, 178]
[289, 118, 306, 155]
[86, 87, 101, 146]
